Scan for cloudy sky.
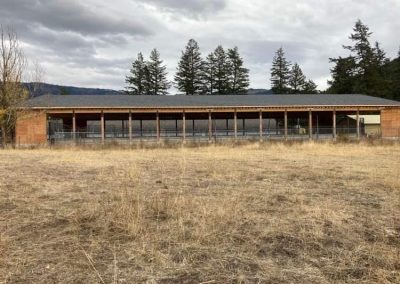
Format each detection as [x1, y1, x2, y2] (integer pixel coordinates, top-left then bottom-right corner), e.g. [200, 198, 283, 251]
[1, 0, 400, 92]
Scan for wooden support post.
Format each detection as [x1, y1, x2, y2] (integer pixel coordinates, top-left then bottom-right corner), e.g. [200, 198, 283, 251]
[182, 111, 186, 143]
[140, 120, 143, 137]
[101, 111, 105, 144]
[309, 110, 313, 140]
[242, 119, 245, 136]
[72, 110, 76, 142]
[192, 120, 195, 137]
[259, 110, 263, 142]
[128, 110, 132, 143]
[284, 110, 288, 141]
[333, 109, 337, 140]
[156, 111, 160, 142]
[226, 119, 229, 136]
[356, 109, 360, 140]
[175, 119, 178, 137]
[208, 110, 212, 142]
[234, 109, 237, 140]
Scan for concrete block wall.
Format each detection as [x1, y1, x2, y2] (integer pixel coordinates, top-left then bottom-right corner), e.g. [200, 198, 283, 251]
[15, 111, 47, 146]
[381, 108, 400, 138]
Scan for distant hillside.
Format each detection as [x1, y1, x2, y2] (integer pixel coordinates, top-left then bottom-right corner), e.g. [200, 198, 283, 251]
[24, 83, 123, 97]
[246, 89, 273, 95]
[23, 83, 273, 97]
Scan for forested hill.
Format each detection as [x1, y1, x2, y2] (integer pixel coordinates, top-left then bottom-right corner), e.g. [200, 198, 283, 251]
[24, 83, 123, 97]
[24, 83, 273, 97]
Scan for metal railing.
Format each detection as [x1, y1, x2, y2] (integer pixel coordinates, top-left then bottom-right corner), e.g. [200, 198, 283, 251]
[47, 126, 400, 144]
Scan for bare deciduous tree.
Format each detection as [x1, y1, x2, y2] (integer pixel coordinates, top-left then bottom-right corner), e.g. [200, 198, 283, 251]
[25, 59, 46, 97]
[0, 26, 28, 146]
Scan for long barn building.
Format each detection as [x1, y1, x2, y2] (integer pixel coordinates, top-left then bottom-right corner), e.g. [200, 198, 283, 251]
[16, 94, 400, 145]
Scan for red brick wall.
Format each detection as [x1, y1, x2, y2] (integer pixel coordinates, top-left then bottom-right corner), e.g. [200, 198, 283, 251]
[15, 111, 47, 145]
[381, 108, 400, 138]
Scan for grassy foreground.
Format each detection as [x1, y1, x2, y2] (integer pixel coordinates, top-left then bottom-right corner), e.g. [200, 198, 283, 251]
[0, 142, 400, 283]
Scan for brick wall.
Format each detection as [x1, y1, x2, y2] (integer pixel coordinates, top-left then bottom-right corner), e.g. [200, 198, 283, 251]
[15, 111, 47, 145]
[381, 108, 400, 138]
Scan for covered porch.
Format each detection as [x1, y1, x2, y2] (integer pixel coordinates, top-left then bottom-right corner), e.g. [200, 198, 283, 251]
[46, 108, 373, 144]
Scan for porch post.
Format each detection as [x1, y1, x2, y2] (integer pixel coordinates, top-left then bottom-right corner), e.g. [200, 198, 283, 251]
[234, 109, 237, 141]
[208, 110, 212, 142]
[182, 110, 186, 143]
[333, 109, 337, 140]
[72, 110, 76, 142]
[156, 111, 160, 142]
[128, 110, 132, 143]
[309, 110, 313, 140]
[284, 109, 288, 141]
[356, 109, 360, 139]
[101, 111, 105, 144]
[259, 109, 263, 142]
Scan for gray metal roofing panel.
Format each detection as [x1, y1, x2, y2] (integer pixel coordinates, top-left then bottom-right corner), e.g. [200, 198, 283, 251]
[26, 94, 400, 108]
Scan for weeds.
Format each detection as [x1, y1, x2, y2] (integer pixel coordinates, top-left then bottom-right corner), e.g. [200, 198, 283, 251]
[0, 143, 399, 283]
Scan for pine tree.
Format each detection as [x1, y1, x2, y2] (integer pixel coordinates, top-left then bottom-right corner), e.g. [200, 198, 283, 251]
[328, 20, 390, 97]
[202, 53, 217, 95]
[373, 42, 389, 66]
[125, 52, 147, 95]
[270, 47, 291, 94]
[174, 39, 204, 95]
[213, 46, 230, 94]
[327, 56, 357, 94]
[227, 47, 249, 94]
[288, 63, 306, 94]
[343, 19, 373, 77]
[387, 47, 400, 100]
[302, 80, 318, 94]
[147, 49, 170, 95]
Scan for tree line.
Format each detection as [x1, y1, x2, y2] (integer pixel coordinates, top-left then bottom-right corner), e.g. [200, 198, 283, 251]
[126, 20, 400, 99]
[327, 20, 400, 100]
[270, 47, 317, 94]
[126, 40, 318, 96]
[126, 39, 250, 95]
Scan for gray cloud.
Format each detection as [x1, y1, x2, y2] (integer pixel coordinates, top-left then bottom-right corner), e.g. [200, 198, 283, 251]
[0, 0, 155, 36]
[138, 0, 227, 16]
[1, 0, 399, 91]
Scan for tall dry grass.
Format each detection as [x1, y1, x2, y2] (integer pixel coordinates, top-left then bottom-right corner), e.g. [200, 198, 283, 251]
[0, 142, 399, 283]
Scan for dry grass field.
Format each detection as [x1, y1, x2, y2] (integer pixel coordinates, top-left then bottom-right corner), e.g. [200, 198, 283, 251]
[0, 142, 400, 283]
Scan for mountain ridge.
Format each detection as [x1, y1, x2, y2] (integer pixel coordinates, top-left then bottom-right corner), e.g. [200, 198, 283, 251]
[24, 83, 273, 96]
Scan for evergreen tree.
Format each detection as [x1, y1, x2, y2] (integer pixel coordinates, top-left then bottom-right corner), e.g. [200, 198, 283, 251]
[373, 42, 389, 66]
[288, 63, 306, 94]
[227, 47, 249, 94]
[302, 80, 318, 94]
[270, 47, 291, 94]
[386, 48, 400, 100]
[125, 52, 147, 95]
[395, 50, 400, 100]
[202, 53, 217, 95]
[327, 56, 357, 93]
[329, 20, 389, 97]
[147, 49, 170, 95]
[174, 39, 204, 95]
[213, 46, 230, 94]
[343, 20, 373, 77]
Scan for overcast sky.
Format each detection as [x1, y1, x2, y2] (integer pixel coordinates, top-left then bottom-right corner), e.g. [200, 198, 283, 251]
[1, 0, 400, 92]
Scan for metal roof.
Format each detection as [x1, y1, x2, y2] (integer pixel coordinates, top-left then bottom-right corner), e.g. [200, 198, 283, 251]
[25, 94, 400, 109]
